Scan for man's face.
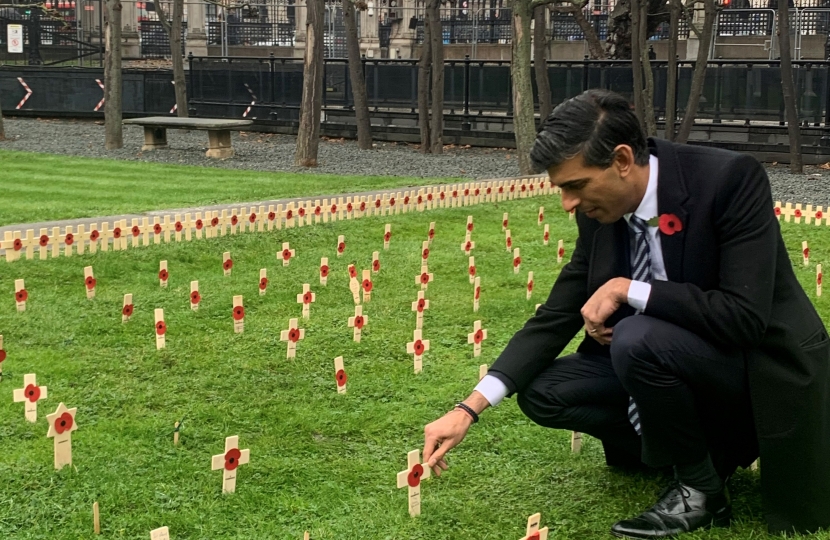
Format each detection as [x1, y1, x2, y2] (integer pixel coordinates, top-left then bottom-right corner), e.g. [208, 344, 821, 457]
[547, 149, 639, 224]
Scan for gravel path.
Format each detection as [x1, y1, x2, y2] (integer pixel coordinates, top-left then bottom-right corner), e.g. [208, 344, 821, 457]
[4, 117, 830, 207]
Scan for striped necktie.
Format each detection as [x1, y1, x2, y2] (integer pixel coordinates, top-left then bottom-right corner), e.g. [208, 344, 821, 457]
[626, 215, 652, 436]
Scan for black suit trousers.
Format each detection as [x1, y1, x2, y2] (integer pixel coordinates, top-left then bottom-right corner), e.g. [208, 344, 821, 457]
[516, 315, 759, 472]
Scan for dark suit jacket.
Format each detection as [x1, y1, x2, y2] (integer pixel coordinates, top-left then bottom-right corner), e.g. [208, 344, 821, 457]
[490, 138, 830, 534]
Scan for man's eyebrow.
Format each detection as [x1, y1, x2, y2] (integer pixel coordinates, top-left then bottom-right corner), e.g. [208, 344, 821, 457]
[558, 178, 590, 189]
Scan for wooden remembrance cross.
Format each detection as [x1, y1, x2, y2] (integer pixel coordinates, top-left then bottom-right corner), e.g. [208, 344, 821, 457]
[211, 435, 250, 493]
[396, 449, 431, 517]
[280, 318, 305, 358]
[519, 512, 549, 540]
[348, 305, 368, 342]
[46, 402, 78, 470]
[13, 373, 48, 422]
[407, 329, 430, 374]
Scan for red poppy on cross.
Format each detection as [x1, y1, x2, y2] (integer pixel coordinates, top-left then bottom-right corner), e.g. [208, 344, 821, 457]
[527, 271, 534, 300]
[460, 233, 475, 255]
[348, 305, 368, 342]
[154, 309, 166, 349]
[397, 449, 431, 516]
[280, 242, 295, 267]
[518, 512, 549, 540]
[337, 235, 346, 257]
[190, 282, 201, 310]
[320, 257, 330, 286]
[406, 328, 430, 373]
[259, 269, 268, 295]
[232, 296, 245, 334]
[416, 264, 434, 290]
[411, 290, 430, 330]
[83, 266, 96, 299]
[46, 402, 78, 470]
[14, 279, 26, 312]
[296, 284, 316, 319]
[211, 435, 250, 493]
[467, 320, 488, 357]
[280, 318, 305, 358]
[361, 270, 374, 303]
[122, 294, 134, 322]
[223, 252, 233, 275]
[513, 248, 522, 274]
[334, 356, 348, 394]
[13, 373, 47, 423]
[159, 261, 169, 288]
[468, 256, 476, 283]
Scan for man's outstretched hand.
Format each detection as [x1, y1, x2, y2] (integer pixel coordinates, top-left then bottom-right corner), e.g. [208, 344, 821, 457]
[422, 391, 490, 476]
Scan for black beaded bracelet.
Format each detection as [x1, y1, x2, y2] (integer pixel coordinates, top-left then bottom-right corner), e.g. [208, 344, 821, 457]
[454, 402, 479, 423]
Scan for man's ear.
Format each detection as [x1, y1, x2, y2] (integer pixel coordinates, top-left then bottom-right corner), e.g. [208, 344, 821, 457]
[612, 144, 636, 178]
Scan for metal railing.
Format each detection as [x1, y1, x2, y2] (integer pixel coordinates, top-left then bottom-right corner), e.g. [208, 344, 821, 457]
[180, 55, 830, 129]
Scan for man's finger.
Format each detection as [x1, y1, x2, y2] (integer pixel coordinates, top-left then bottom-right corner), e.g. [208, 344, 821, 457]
[422, 432, 439, 466]
[427, 441, 453, 468]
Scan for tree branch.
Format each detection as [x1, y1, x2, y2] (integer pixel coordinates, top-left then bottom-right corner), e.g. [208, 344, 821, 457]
[154, 0, 172, 35]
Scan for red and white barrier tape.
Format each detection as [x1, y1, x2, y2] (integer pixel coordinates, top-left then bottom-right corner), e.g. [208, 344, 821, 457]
[243, 83, 257, 118]
[94, 79, 105, 112]
[16, 77, 32, 110]
[170, 81, 177, 114]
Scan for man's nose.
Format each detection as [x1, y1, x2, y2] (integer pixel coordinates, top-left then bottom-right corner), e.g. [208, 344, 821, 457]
[561, 191, 580, 213]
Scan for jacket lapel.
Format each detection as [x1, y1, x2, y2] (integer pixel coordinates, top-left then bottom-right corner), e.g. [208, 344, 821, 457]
[651, 138, 690, 283]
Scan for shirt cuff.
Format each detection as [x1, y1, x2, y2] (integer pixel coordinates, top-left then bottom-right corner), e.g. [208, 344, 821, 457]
[627, 280, 652, 312]
[474, 374, 510, 407]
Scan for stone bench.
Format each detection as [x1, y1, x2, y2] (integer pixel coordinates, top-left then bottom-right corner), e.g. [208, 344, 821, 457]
[123, 117, 254, 159]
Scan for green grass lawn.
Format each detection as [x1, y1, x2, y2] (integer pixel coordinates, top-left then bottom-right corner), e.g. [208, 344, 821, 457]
[0, 196, 828, 539]
[0, 149, 449, 227]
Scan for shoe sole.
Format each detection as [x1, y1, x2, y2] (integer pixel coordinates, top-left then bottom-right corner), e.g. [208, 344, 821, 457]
[609, 515, 732, 539]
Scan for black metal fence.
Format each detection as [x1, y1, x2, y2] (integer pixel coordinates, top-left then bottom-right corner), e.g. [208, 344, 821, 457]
[139, 21, 188, 59]
[179, 56, 830, 127]
[413, 10, 511, 45]
[3, 58, 830, 129]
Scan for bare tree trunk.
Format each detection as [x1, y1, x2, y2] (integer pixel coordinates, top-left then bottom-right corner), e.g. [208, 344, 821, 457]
[343, 0, 372, 148]
[675, 0, 715, 143]
[0, 90, 5, 140]
[665, 0, 680, 140]
[778, 0, 802, 172]
[533, 5, 552, 121]
[605, 0, 669, 59]
[570, 2, 606, 59]
[427, 0, 444, 154]
[295, 0, 325, 166]
[104, 0, 123, 149]
[639, 0, 656, 135]
[156, 0, 188, 117]
[510, 0, 536, 174]
[630, 0, 645, 131]
[418, 20, 432, 153]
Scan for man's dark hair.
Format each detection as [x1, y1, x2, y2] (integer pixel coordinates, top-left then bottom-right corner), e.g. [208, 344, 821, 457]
[529, 89, 650, 173]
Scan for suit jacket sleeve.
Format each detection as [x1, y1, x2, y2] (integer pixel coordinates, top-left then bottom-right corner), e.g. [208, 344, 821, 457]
[488, 215, 591, 395]
[644, 155, 776, 348]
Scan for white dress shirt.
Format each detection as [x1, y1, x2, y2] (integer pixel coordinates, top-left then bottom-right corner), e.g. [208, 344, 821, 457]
[475, 154, 667, 407]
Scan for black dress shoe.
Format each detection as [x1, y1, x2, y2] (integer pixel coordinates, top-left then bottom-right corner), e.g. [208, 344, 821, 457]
[610, 481, 731, 539]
